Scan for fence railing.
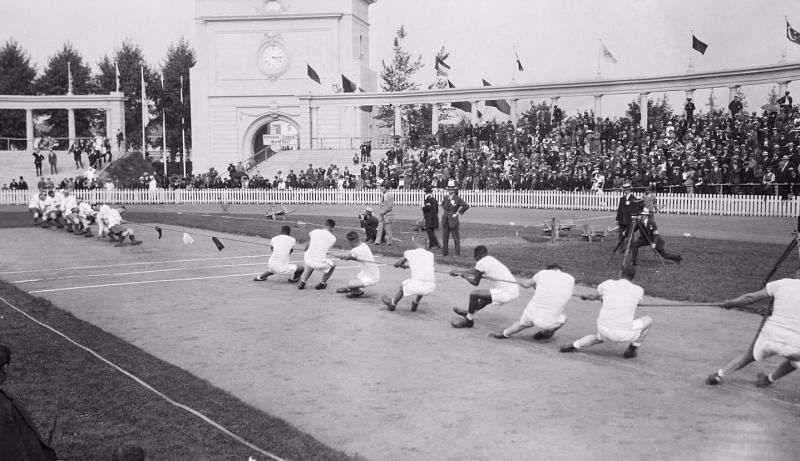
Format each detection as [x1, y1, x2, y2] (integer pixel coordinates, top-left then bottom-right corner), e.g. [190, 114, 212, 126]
[2, 189, 799, 218]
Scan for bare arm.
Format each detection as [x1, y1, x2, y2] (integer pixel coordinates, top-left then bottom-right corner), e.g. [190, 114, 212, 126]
[518, 277, 537, 289]
[393, 256, 408, 268]
[720, 288, 771, 310]
[580, 291, 602, 301]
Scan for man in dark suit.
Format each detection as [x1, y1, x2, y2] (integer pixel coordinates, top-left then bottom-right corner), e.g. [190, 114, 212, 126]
[616, 182, 638, 242]
[422, 186, 440, 249]
[728, 95, 743, 117]
[0, 345, 58, 460]
[684, 98, 696, 125]
[630, 208, 682, 266]
[441, 180, 470, 256]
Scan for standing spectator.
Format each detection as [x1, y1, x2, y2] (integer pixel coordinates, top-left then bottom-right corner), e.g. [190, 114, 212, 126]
[685, 98, 695, 125]
[728, 95, 743, 117]
[441, 179, 470, 257]
[375, 183, 394, 245]
[32, 151, 44, 177]
[762, 166, 777, 196]
[615, 182, 638, 242]
[70, 143, 83, 169]
[116, 128, 124, 150]
[422, 186, 441, 249]
[778, 91, 793, 115]
[47, 150, 57, 174]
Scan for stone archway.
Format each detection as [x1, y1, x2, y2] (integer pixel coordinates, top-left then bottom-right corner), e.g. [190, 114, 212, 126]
[242, 113, 300, 161]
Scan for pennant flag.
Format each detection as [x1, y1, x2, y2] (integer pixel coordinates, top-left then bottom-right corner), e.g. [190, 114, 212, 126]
[481, 79, 511, 115]
[787, 19, 800, 46]
[692, 35, 708, 55]
[67, 62, 73, 94]
[451, 101, 473, 113]
[447, 80, 456, 89]
[360, 105, 373, 113]
[115, 61, 120, 92]
[182, 232, 194, 245]
[435, 57, 450, 77]
[307, 64, 321, 84]
[600, 40, 617, 63]
[212, 236, 225, 251]
[341, 74, 358, 93]
[477, 110, 483, 119]
[515, 51, 524, 71]
[155, 226, 162, 239]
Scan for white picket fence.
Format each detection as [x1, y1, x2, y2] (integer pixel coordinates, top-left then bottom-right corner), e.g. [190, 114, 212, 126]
[2, 189, 798, 218]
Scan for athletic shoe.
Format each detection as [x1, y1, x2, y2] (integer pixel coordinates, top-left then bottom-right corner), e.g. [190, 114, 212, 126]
[489, 330, 508, 339]
[336, 287, 351, 293]
[288, 276, 301, 283]
[381, 295, 396, 311]
[83, 230, 94, 237]
[346, 290, 364, 298]
[533, 330, 555, 341]
[314, 282, 327, 290]
[559, 344, 577, 353]
[755, 372, 773, 388]
[253, 275, 269, 282]
[297, 281, 306, 290]
[452, 307, 468, 317]
[130, 240, 143, 246]
[676, 255, 683, 265]
[451, 317, 474, 328]
[623, 344, 639, 359]
[410, 301, 419, 312]
[705, 373, 723, 385]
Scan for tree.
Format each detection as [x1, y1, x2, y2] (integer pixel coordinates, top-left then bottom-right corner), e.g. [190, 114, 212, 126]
[33, 42, 95, 140]
[703, 89, 723, 116]
[626, 94, 675, 126]
[0, 39, 37, 147]
[156, 37, 196, 159]
[97, 39, 156, 150]
[377, 26, 424, 137]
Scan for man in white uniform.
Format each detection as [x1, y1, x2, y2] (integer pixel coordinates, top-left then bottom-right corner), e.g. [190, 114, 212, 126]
[298, 219, 337, 290]
[40, 190, 62, 228]
[451, 245, 520, 328]
[93, 203, 112, 238]
[382, 236, 436, 312]
[103, 206, 143, 247]
[706, 268, 800, 387]
[74, 200, 96, 236]
[253, 225, 304, 283]
[61, 189, 78, 232]
[490, 263, 575, 340]
[337, 231, 380, 298]
[27, 191, 46, 225]
[560, 265, 652, 358]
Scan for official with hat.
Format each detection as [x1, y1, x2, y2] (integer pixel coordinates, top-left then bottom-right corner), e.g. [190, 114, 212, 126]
[616, 182, 639, 242]
[422, 185, 441, 249]
[441, 179, 470, 257]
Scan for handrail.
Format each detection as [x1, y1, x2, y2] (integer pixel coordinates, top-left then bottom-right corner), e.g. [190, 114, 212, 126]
[238, 145, 276, 174]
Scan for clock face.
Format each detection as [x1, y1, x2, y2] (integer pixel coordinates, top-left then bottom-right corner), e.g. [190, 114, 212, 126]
[259, 43, 290, 76]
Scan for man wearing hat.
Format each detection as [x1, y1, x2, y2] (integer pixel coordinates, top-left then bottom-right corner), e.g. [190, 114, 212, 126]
[375, 182, 395, 245]
[630, 208, 682, 266]
[359, 207, 379, 244]
[422, 186, 441, 249]
[615, 182, 639, 242]
[441, 179, 470, 257]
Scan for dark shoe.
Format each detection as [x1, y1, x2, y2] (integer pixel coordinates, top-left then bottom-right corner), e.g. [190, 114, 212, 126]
[297, 281, 306, 290]
[489, 330, 508, 339]
[114, 241, 127, 247]
[533, 330, 555, 341]
[755, 372, 772, 388]
[346, 290, 364, 298]
[336, 287, 351, 294]
[130, 240, 143, 246]
[559, 344, 577, 353]
[451, 317, 474, 328]
[623, 344, 639, 359]
[83, 230, 94, 237]
[452, 307, 468, 317]
[288, 276, 301, 283]
[381, 295, 396, 311]
[705, 373, 723, 385]
[410, 301, 419, 312]
[253, 275, 269, 282]
[315, 282, 327, 290]
[676, 255, 683, 265]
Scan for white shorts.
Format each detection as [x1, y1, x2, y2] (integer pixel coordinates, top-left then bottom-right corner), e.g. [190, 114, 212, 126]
[268, 261, 297, 276]
[351, 273, 379, 288]
[402, 279, 436, 297]
[753, 334, 800, 368]
[520, 311, 566, 331]
[305, 258, 334, 273]
[28, 207, 42, 216]
[597, 319, 646, 343]
[490, 287, 519, 305]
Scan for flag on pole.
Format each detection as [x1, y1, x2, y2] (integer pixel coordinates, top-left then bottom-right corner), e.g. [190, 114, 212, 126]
[115, 61, 120, 92]
[393, 37, 399, 47]
[692, 35, 708, 54]
[515, 51, 524, 71]
[341, 74, 358, 93]
[307, 64, 321, 84]
[481, 79, 511, 115]
[435, 56, 450, 77]
[141, 67, 147, 156]
[446, 80, 472, 112]
[787, 19, 800, 45]
[67, 62, 73, 94]
[447, 80, 456, 88]
[600, 40, 617, 63]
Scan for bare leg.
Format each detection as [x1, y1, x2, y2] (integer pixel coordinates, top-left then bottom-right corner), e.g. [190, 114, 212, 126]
[574, 334, 604, 349]
[320, 265, 336, 284]
[502, 321, 532, 337]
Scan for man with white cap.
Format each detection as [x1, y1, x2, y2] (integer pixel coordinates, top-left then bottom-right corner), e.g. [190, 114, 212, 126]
[441, 179, 470, 257]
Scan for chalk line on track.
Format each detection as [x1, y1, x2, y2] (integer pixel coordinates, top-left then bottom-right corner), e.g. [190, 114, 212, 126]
[0, 255, 269, 275]
[12, 262, 276, 283]
[0, 295, 287, 461]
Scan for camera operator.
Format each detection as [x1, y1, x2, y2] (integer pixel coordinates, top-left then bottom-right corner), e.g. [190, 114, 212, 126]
[359, 207, 379, 244]
[630, 208, 683, 266]
[616, 182, 641, 241]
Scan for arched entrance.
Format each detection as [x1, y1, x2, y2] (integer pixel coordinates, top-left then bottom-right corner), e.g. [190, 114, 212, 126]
[245, 114, 300, 159]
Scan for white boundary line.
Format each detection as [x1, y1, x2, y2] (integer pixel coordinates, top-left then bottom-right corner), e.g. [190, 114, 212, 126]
[12, 262, 282, 283]
[0, 255, 269, 275]
[0, 295, 287, 461]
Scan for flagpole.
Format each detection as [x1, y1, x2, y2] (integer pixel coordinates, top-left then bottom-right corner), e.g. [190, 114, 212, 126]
[511, 47, 518, 84]
[141, 67, 146, 159]
[67, 62, 73, 95]
[180, 75, 187, 178]
[688, 30, 694, 73]
[161, 73, 167, 181]
[596, 39, 602, 78]
[115, 61, 120, 92]
[782, 16, 789, 63]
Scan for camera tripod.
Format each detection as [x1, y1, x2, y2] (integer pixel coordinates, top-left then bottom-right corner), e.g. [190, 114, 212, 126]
[607, 215, 667, 269]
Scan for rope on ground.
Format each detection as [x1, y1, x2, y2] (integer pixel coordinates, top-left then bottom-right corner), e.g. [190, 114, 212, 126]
[0, 295, 288, 461]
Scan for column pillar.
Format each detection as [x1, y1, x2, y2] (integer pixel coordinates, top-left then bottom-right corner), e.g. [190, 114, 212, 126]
[593, 95, 603, 118]
[310, 106, 318, 150]
[551, 96, 560, 107]
[639, 93, 649, 130]
[25, 108, 34, 151]
[393, 104, 402, 137]
[105, 109, 112, 139]
[778, 81, 790, 96]
[431, 103, 440, 135]
[471, 101, 480, 124]
[685, 89, 695, 101]
[354, 105, 361, 148]
[728, 86, 740, 104]
[510, 99, 519, 125]
[67, 109, 76, 145]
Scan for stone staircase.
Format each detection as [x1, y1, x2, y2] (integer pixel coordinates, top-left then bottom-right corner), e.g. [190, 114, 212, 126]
[0, 150, 82, 189]
[253, 148, 387, 180]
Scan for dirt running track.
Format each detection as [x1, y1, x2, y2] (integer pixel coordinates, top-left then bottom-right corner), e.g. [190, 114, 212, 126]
[1, 217, 799, 460]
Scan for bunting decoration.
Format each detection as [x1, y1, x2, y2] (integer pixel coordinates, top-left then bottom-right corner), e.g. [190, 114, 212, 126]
[600, 40, 617, 63]
[435, 56, 450, 77]
[692, 35, 708, 55]
[341, 74, 358, 93]
[481, 79, 511, 115]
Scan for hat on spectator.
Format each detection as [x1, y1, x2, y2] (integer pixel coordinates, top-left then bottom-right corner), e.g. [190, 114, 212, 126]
[641, 207, 651, 215]
[782, 155, 790, 160]
[622, 182, 631, 189]
[364, 207, 373, 213]
[446, 179, 458, 190]
[424, 185, 433, 193]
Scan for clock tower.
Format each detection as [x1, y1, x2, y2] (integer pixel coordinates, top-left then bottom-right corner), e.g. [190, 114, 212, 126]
[190, 0, 378, 172]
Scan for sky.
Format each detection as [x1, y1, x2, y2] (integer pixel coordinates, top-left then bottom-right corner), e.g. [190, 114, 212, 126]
[2, 0, 800, 116]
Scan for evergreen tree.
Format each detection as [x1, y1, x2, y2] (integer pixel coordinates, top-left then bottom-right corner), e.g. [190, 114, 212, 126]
[156, 37, 196, 159]
[0, 39, 37, 147]
[377, 26, 424, 139]
[626, 95, 675, 126]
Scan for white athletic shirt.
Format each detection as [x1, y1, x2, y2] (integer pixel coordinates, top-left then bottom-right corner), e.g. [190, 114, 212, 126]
[404, 248, 435, 283]
[269, 234, 296, 267]
[52, 191, 65, 210]
[40, 196, 55, 212]
[62, 195, 77, 214]
[305, 229, 336, 264]
[527, 269, 575, 321]
[475, 255, 518, 296]
[106, 208, 123, 227]
[596, 278, 644, 330]
[763, 279, 800, 346]
[351, 242, 380, 281]
[28, 194, 41, 208]
[77, 202, 94, 218]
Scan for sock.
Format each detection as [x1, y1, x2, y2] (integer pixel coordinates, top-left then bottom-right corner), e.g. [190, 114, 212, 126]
[717, 369, 724, 377]
[501, 329, 511, 338]
[767, 373, 775, 383]
[466, 313, 474, 320]
[631, 342, 641, 348]
[573, 340, 580, 349]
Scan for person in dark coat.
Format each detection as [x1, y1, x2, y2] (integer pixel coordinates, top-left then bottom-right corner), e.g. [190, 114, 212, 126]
[615, 182, 639, 242]
[441, 180, 470, 256]
[422, 186, 441, 249]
